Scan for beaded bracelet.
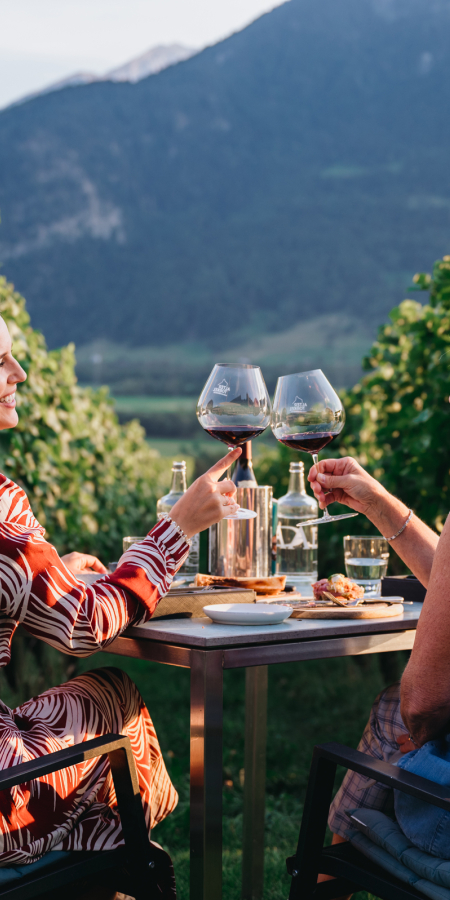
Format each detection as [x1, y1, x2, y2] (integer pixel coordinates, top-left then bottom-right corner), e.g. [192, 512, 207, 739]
[160, 513, 192, 546]
[383, 508, 413, 542]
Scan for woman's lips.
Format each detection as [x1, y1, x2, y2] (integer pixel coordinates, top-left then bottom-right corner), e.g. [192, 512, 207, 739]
[0, 393, 16, 408]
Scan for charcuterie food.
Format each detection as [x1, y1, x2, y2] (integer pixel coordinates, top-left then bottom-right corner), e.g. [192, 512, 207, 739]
[312, 573, 365, 603]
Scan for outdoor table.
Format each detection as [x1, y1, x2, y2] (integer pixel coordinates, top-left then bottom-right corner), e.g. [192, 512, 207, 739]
[105, 601, 422, 900]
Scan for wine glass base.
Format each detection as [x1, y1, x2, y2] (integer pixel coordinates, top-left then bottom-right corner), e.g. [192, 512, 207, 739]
[224, 508, 257, 520]
[298, 512, 359, 526]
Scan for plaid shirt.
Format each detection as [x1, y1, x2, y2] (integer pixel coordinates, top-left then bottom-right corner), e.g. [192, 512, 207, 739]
[328, 682, 405, 837]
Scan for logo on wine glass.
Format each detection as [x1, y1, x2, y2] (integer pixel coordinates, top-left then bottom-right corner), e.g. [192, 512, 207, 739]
[290, 396, 307, 412]
[213, 379, 231, 396]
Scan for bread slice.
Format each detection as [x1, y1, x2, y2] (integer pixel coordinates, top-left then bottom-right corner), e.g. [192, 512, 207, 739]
[194, 574, 286, 595]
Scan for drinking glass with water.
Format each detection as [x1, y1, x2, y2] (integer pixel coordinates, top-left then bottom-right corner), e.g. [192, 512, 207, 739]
[344, 536, 389, 596]
[122, 536, 145, 553]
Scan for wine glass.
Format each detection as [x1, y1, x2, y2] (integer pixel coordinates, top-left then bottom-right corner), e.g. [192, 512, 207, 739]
[196, 363, 271, 519]
[271, 369, 358, 526]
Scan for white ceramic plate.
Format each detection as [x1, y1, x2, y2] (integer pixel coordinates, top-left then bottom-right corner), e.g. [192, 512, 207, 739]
[202, 603, 293, 625]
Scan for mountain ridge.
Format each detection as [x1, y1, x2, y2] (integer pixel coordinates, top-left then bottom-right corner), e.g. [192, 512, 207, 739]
[7, 43, 198, 109]
[0, 0, 449, 350]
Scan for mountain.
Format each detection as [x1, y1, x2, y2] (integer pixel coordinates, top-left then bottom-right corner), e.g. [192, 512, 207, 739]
[106, 44, 197, 82]
[10, 44, 197, 107]
[1, 0, 450, 359]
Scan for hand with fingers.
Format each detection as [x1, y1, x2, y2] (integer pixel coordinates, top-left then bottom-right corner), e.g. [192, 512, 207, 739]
[61, 552, 108, 575]
[307, 456, 388, 516]
[170, 447, 241, 538]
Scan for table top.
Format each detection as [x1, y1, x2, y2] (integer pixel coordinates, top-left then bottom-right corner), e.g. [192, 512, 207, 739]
[125, 601, 422, 649]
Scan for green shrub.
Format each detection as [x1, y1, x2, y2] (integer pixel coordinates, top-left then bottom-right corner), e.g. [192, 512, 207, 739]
[256, 252, 450, 575]
[343, 255, 450, 534]
[0, 276, 166, 562]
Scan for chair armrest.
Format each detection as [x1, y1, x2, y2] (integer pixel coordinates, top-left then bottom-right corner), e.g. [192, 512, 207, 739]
[315, 742, 450, 813]
[0, 733, 127, 790]
[0, 732, 159, 885]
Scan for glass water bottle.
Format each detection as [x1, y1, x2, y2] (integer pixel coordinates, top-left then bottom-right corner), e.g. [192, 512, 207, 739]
[156, 461, 199, 578]
[276, 461, 318, 593]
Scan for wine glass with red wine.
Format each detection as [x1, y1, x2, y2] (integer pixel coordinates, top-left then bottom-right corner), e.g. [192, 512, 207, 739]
[196, 363, 271, 519]
[271, 369, 358, 526]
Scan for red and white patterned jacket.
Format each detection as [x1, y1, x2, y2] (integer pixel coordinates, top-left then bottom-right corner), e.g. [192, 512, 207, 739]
[0, 473, 190, 665]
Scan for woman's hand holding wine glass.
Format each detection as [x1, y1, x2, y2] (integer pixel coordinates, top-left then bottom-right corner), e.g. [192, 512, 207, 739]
[271, 369, 358, 526]
[308, 456, 389, 515]
[170, 447, 242, 538]
[196, 363, 271, 519]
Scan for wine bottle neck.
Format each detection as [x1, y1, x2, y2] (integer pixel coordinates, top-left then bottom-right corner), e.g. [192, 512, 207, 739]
[288, 463, 306, 494]
[231, 441, 257, 485]
[240, 441, 252, 463]
[170, 464, 187, 494]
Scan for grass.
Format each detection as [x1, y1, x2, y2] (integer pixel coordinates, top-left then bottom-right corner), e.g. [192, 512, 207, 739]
[145, 437, 211, 458]
[77, 649, 406, 899]
[144, 435, 276, 457]
[113, 396, 198, 415]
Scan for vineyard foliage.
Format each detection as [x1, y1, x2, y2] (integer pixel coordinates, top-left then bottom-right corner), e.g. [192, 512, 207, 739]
[0, 276, 166, 561]
[256, 253, 450, 574]
[342, 255, 450, 535]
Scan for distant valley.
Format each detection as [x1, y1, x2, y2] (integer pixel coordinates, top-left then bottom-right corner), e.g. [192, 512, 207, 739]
[77, 313, 372, 398]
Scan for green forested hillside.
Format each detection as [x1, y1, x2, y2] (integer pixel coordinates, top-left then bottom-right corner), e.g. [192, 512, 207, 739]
[0, 0, 449, 364]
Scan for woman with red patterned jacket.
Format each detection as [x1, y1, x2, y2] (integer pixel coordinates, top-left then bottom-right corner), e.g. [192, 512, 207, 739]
[0, 315, 242, 898]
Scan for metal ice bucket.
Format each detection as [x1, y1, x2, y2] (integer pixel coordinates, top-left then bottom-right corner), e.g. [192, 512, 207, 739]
[208, 486, 273, 577]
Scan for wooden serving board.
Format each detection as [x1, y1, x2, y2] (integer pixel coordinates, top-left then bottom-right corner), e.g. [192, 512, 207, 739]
[291, 602, 404, 619]
[257, 591, 304, 602]
[153, 587, 256, 619]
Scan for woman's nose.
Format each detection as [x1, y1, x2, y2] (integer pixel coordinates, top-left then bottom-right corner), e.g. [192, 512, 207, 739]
[9, 362, 27, 384]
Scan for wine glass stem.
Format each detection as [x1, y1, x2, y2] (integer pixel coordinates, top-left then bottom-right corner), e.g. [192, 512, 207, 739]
[227, 445, 233, 481]
[312, 452, 332, 520]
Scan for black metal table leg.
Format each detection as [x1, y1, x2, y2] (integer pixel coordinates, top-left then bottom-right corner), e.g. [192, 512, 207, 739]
[190, 648, 224, 900]
[242, 665, 268, 900]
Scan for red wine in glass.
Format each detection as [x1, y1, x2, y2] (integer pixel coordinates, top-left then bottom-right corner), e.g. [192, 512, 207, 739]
[197, 364, 271, 520]
[277, 432, 338, 454]
[205, 425, 267, 446]
[271, 369, 358, 526]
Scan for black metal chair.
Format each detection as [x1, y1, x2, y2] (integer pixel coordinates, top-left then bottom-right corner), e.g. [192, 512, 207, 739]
[287, 741, 450, 900]
[0, 733, 175, 900]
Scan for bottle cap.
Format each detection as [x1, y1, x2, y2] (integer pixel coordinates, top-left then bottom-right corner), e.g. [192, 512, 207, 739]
[172, 461, 186, 470]
[289, 461, 304, 473]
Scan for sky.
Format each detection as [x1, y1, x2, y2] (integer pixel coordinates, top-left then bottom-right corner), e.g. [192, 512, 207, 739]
[0, 0, 288, 108]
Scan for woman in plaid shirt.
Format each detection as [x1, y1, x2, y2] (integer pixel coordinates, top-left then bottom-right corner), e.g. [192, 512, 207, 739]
[309, 456, 443, 890]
